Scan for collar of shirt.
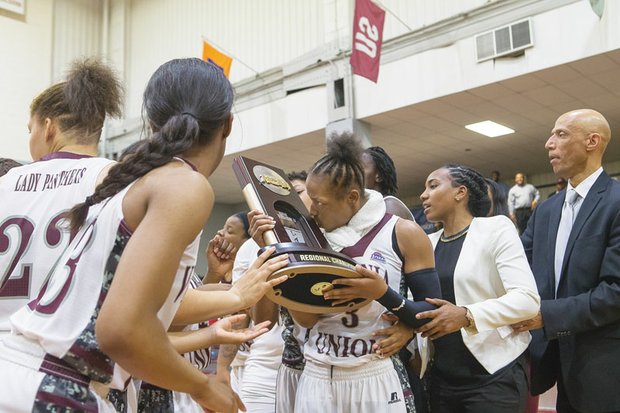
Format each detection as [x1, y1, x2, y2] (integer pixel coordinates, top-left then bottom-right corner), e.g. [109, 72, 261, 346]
[567, 166, 603, 200]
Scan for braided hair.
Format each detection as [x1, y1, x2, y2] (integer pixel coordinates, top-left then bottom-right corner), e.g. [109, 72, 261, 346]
[444, 164, 491, 217]
[30, 58, 123, 144]
[363, 146, 398, 196]
[309, 132, 365, 198]
[68, 58, 234, 233]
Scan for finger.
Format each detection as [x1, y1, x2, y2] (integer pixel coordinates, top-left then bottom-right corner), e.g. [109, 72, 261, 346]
[379, 341, 402, 357]
[264, 256, 289, 274]
[250, 247, 276, 268]
[331, 278, 356, 286]
[371, 327, 395, 337]
[252, 320, 272, 330]
[381, 313, 399, 323]
[323, 289, 346, 300]
[241, 328, 269, 341]
[268, 275, 289, 287]
[377, 335, 398, 348]
[425, 297, 448, 305]
[429, 329, 449, 340]
[234, 392, 246, 412]
[225, 314, 247, 324]
[354, 264, 380, 278]
[422, 323, 443, 339]
[416, 310, 438, 320]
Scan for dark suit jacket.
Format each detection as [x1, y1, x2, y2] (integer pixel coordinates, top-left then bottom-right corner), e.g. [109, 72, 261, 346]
[521, 171, 620, 413]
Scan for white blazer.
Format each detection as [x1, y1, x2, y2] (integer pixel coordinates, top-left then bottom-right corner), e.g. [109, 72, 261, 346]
[428, 215, 540, 374]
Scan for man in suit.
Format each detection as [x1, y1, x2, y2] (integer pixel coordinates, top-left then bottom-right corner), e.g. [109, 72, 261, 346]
[512, 109, 620, 412]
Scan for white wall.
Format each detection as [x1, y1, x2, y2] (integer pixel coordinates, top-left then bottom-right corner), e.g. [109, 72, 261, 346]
[0, 0, 53, 161]
[354, 0, 620, 118]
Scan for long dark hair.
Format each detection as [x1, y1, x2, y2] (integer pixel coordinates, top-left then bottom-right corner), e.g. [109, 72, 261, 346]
[30, 58, 123, 144]
[485, 178, 509, 217]
[68, 58, 234, 232]
[363, 146, 398, 196]
[444, 164, 491, 217]
[309, 132, 365, 198]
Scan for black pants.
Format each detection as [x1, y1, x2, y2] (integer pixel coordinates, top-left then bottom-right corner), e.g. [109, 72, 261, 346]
[515, 207, 532, 235]
[430, 361, 527, 413]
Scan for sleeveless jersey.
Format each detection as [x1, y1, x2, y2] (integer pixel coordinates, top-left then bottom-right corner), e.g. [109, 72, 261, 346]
[304, 214, 403, 368]
[9, 179, 199, 388]
[183, 273, 211, 370]
[0, 152, 114, 333]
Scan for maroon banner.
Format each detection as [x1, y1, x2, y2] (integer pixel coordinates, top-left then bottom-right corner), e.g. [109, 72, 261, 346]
[350, 0, 386, 83]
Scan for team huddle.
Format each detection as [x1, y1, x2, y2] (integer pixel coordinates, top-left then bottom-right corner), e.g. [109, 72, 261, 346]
[0, 56, 618, 413]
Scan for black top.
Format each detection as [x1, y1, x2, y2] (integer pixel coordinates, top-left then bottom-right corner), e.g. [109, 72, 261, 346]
[432, 233, 515, 389]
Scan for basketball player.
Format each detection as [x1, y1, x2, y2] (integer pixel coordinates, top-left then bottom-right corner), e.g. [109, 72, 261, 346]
[361, 146, 414, 221]
[290, 133, 441, 412]
[0, 58, 288, 413]
[362, 146, 430, 413]
[0, 58, 121, 334]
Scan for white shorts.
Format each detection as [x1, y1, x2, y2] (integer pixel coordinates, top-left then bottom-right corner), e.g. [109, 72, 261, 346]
[275, 364, 302, 413]
[231, 365, 245, 394]
[240, 361, 278, 412]
[173, 390, 203, 413]
[0, 335, 116, 412]
[295, 358, 407, 413]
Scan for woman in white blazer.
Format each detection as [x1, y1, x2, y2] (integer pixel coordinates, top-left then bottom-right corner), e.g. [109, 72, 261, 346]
[416, 164, 540, 413]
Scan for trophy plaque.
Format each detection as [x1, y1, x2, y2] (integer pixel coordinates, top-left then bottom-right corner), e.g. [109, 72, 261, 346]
[233, 156, 371, 314]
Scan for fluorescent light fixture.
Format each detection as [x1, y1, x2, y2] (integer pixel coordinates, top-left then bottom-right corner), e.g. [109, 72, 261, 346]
[465, 120, 514, 138]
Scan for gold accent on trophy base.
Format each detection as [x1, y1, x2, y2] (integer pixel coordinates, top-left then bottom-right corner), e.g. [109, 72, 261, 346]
[266, 263, 371, 313]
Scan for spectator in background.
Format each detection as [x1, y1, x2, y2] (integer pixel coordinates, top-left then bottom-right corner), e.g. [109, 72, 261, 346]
[486, 178, 510, 217]
[508, 172, 540, 234]
[490, 170, 510, 198]
[547, 177, 567, 198]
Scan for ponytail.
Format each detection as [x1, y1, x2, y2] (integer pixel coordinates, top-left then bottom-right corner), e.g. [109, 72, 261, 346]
[309, 132, 366, 198]
[68, 58, 233, 233]
[30, 58, 123, 143]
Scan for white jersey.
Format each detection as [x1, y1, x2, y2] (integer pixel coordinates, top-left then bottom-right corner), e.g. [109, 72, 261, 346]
[9, 178, 200, 388]
[230, 238, 261, 366]
[182, 273, 211, 370]
[304, 214, 402, 367]
[0, 153, 113, 333]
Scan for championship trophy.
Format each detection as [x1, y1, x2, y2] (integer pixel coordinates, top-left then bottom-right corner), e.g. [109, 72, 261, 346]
[233, 156, 371, 313]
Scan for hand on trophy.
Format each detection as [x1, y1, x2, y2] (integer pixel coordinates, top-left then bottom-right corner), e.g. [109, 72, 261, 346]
[323, 264, 389, 306]
[230, 247, 289, 309]
[247, 210, 276, 248]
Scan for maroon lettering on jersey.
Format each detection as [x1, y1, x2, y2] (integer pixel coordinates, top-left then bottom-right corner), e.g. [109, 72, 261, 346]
[314, 331, 377, 358]
[14, 173, 42, 192]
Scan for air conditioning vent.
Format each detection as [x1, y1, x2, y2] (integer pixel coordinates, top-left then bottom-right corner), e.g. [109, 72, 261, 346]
[475, 18, 533, 62]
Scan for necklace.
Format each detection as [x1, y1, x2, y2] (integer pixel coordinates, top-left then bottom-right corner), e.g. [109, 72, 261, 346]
[440, 225, 470, 243]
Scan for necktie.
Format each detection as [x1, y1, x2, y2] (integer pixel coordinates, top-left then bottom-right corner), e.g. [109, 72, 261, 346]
[554, 189, 580, 295]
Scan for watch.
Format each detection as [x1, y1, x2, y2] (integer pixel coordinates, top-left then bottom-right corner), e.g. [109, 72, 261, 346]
[463, 306, 475, 329]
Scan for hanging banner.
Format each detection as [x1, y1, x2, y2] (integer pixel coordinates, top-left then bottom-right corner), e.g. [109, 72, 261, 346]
[202, 40, 233, 78]
[350, 0, 385, 83]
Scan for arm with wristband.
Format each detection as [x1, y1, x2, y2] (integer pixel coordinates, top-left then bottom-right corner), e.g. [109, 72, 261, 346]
[325, 219, 441, 328]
